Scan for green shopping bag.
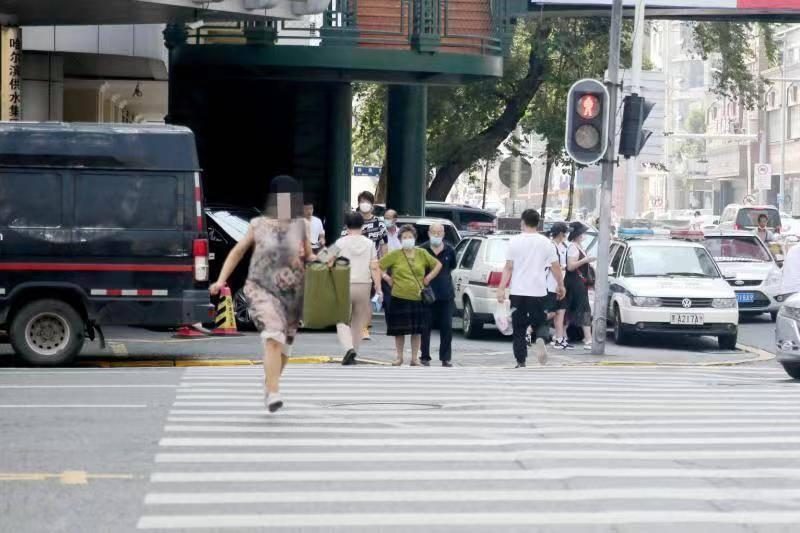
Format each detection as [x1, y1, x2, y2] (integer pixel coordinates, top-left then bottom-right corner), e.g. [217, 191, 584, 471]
[302, 259, 351, 329]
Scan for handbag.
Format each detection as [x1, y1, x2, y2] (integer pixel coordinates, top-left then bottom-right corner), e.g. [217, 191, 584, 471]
[403, 250, 437, 305]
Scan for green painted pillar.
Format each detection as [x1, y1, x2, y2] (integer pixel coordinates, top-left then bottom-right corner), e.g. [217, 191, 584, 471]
[387, 85, 427, 216]
[327, 83, 353, 242]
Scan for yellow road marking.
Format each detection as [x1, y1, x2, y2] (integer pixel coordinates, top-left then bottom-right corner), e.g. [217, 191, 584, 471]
[0, 471, 135, 484]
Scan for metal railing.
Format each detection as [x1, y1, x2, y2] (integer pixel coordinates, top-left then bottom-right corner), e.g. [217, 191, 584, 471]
[188, 0, 504, 56]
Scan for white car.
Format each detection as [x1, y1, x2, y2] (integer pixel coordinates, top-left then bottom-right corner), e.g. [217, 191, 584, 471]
[451, 233, 514, 338]
[607, 238, 739, 349]
[702, 230, 782, 320]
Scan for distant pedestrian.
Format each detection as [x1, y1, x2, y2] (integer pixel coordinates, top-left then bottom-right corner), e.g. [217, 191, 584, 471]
[384, 209, 402, 252]
[756, 214, 776, 243]
[210, 175, 315, 413]
[496, 209, 565, 368]
[304, 202, 326, 254]
[548, 222, 571, 350]
[328, 212, 383, 366]
[380, 225, 442, 366]
[381, 209, 401, 313]
[421, 222, 457, 367]
[565, 221, 595, 350]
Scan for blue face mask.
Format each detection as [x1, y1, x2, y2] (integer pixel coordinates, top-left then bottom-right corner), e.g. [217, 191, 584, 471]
[402, 238, 415, 250]
[430, 236, 443, 247]
[385, 220, 395, 229]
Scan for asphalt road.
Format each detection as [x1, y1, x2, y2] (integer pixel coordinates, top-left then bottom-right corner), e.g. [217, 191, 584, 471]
[3, 364, 800, 532]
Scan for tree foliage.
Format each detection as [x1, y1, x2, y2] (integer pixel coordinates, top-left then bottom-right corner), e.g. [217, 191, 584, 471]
[353, 18, 776, 202]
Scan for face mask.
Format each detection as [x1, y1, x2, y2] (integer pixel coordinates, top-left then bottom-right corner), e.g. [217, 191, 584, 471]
[359, 202, 372, 214]
[385, 220, 395, 229]
[430, 236, 443, 247]
[402, 238, 415, 250]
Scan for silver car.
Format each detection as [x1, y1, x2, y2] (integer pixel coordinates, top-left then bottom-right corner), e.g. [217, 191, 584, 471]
[776, 293, 800, 379]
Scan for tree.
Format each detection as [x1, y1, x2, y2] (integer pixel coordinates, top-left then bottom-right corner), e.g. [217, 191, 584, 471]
[353, 19, 775, 203]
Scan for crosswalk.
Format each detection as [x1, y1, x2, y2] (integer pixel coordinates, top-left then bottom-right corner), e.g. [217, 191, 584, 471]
[138, 365, 800, 531]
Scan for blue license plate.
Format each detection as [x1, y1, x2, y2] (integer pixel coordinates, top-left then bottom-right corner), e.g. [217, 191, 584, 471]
[737, 292, 755, 303]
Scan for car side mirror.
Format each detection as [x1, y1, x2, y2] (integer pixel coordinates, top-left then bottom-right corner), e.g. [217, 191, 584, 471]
[608, 267, 616, 276]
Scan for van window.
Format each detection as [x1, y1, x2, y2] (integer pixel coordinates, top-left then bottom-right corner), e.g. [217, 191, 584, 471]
[75, 175, 179, 229]
[460, 239, 482, 270]
[735, 208, 781, 229]
[0, 173, 62, 228]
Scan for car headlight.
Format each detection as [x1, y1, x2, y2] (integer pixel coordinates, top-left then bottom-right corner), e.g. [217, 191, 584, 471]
[632, 296, 662, 307]
[711, 298, 737, 309]
[765, 269, 782, 287]
[779, 305, 800, 321]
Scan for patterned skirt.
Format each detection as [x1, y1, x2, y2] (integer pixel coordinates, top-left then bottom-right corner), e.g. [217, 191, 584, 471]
[386, 296, 429, 336]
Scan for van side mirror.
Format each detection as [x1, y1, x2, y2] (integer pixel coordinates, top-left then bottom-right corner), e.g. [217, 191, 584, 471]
[608, 266, 615, 276]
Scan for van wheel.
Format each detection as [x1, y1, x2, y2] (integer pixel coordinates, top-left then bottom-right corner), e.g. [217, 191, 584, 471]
[718, 332, 738, 351]
[782, 362, 800, 380]
[462, 300, 483, 339]
[10, 300, 85, 366]
[233, 288, 255, 331]
[613, 306, 631, 345]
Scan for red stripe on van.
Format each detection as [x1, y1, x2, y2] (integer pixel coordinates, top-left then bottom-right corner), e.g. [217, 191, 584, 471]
[0, 263, 193, 272]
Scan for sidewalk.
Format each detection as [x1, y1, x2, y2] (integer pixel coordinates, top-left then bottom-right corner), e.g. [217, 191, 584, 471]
[0, 316, 773, 368]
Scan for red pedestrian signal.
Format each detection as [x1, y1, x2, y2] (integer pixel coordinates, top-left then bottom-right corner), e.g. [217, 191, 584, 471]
[565, 79, 609, 166]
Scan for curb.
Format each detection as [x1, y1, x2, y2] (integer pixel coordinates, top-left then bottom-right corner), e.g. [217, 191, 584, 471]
[585, 343, 776, 368]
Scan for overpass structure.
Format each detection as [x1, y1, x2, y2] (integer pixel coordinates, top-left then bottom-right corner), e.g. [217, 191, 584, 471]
[0, 0, 513, 233]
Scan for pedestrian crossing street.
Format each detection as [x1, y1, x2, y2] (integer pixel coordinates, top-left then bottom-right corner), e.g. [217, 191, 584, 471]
[138, 364, 800, 531]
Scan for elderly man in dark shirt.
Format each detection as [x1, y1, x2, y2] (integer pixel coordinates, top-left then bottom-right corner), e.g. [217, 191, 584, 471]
[421, 222, 457, 367]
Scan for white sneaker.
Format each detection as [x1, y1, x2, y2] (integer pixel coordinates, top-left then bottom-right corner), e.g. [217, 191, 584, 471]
[535, 338, 548, 366]
[266, 393, 283, 413]
[583, 342, 592, 351]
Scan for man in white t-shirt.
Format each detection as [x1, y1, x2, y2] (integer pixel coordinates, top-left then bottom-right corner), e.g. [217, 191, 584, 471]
[497, 209, 565, 368]
[304, 202, 326, 253]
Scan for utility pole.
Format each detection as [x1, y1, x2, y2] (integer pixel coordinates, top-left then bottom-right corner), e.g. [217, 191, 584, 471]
[624, 0, 646, 220]
[592, 0, 623, 356]
[781, 34, 788, 212]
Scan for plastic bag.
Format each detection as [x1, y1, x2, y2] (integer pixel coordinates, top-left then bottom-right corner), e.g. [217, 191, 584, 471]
[493, 300, 513, 336]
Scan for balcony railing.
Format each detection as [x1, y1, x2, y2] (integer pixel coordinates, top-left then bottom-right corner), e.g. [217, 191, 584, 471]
[187, 0, 506, 57]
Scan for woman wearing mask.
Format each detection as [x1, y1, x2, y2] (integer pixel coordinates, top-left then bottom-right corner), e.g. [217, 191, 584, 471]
[565, 221, 595, 350]
[210, 175, 314, 413]
[379, 225, 442, 366]
[328, 211, 383, 366]
[350, 191, 388, 341]
[548, 222, 571, 350]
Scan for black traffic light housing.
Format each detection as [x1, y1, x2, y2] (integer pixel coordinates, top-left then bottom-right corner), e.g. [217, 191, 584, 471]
[565, 78, 610, 166]
[619, 94, 655, 158]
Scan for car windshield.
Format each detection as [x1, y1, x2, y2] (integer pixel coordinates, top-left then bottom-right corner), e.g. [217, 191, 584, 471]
[486, 239, 510, 264]
[207, 209, 259, 241]
[703, 236, 771, 262]
[621, 245, 719, 278]
[735, 208, 780, 229]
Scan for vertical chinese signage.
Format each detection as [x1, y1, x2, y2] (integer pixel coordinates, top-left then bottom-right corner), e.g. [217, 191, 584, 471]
[1, 27, 21, 121]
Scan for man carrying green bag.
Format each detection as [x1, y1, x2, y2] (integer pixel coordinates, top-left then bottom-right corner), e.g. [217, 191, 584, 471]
[326, 212, 383, 365]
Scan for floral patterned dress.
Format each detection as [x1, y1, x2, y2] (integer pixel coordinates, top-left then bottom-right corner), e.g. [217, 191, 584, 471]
[244, 216, 307, 345]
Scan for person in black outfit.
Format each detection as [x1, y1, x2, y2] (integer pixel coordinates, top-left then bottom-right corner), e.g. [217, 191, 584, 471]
[420, 222, 457, 367]
[565, 221, 595, 350]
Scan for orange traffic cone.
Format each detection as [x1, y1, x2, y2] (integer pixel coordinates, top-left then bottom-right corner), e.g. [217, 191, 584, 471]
[211, 286, 243, 336]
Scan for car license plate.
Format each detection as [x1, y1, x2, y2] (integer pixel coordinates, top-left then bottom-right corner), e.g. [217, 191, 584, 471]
[670, 314, 704, 325]
[737, 292, 755, 303]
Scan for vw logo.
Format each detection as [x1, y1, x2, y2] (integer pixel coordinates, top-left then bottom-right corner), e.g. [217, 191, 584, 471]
[682, 298, 692, 309]
[734, 280, 745, 286]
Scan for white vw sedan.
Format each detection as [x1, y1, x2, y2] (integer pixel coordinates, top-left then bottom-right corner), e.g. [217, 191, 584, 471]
[607, 238, 739, 349]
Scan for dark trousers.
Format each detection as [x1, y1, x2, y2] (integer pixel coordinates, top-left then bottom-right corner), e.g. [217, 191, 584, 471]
[510, 295, 548, 363]
[421, 299, 453, 362]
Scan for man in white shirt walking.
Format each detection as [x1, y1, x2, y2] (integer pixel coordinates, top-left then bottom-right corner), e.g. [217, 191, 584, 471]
[497, 209, 565, 367]
[303, 202, 326, 254]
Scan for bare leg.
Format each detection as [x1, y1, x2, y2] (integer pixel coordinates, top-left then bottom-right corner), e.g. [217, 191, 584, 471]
[582, 325, 592, 346]
[410, 335, 421, 364]
[393, 336, 405, 365]
[554, 310, 566, 340]
[264, 339, 284, 394]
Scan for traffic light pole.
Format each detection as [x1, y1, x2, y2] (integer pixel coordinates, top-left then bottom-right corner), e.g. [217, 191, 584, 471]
[592, 0, 623, 356]
[624, 0, 645, 220]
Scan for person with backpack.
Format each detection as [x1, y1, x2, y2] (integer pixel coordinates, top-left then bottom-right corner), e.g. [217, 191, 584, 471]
[548, 222, 571, 350]
[565, 221, 595, 350]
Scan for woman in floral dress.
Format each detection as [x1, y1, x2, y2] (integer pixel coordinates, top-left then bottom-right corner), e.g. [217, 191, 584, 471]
[210, 176, 314, 412]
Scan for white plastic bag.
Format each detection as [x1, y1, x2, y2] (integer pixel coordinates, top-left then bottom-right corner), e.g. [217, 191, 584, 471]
[493, 300, 513, 336]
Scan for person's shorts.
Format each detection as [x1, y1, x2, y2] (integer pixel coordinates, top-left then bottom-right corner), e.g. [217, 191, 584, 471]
[545, 291, 567, 313]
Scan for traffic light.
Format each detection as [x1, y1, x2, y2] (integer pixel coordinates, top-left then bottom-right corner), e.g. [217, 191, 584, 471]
[565, 79, 610, 166]
[618, 94, 655, 158]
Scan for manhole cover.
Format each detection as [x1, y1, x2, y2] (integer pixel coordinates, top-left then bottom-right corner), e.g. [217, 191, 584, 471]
[327, 402, 442, 411]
